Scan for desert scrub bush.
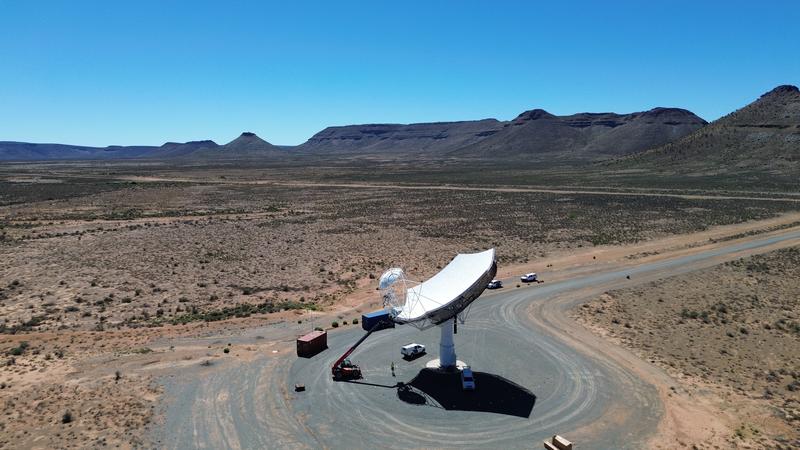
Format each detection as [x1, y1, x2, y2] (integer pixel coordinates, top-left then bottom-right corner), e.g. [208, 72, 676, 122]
[680, 308, 700, 320]
[61, 411, 73, 424]
[331, 321, 339, 328]
[773, 319, 800, 335]
[163, 300, 319, 325]
[7, 341, 29, 356]
[352, 318, 359, 324]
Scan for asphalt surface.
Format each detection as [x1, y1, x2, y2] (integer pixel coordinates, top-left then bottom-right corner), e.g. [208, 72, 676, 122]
[152, 228, 800, 449]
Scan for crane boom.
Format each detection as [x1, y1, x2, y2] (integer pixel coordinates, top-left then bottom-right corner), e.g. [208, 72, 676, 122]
[331, 319, 392, 380]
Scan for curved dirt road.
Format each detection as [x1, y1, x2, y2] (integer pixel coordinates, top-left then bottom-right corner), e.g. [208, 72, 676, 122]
[152, 227, 800, 449]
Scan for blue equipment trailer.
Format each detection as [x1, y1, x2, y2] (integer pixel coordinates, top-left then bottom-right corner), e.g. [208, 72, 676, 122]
[361, 310, 395, 331]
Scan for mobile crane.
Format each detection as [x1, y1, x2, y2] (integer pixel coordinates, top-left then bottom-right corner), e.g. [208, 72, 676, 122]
[331, 319, 393, 381]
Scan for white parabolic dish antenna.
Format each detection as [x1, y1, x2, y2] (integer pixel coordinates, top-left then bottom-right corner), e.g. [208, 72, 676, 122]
[379, 249, 497, 369]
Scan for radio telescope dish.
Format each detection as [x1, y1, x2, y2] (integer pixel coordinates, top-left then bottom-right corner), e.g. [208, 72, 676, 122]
[378, 249, 497, 370]
[393, 249, 496, 328]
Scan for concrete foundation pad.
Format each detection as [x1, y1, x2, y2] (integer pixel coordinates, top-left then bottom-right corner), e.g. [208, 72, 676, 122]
[425, 358, 468, 371]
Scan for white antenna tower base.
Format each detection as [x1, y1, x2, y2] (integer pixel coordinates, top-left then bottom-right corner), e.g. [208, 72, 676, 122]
[438, 318, 457, 368]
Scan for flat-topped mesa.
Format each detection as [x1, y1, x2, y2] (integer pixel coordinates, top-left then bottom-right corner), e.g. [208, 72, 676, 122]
[456, 106, 707, 158]
[160, 140, 218, 148]
[298, 119, 504, 154]
[510, 107, 705, 128]
[633, 107, 708, 125]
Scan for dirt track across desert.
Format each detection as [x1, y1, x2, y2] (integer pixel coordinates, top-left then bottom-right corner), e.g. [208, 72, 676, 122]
[117, 176, 800, 203]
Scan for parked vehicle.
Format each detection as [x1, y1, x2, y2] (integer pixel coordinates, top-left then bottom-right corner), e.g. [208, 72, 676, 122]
[520, 273, 538, 282]
[461, 366, 475, 390]
[400, 343, 426, 358]
[487, 279, 503, 289]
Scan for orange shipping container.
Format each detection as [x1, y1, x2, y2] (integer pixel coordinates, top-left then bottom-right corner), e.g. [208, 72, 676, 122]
[297, 330, 327, 357]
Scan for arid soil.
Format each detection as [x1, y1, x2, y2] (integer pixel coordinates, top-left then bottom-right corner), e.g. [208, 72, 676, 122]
[575, 247, 800, 448]
[2, 173, 797, 334]
[1, 164, 799, 448]
[0, 330, 161, 449]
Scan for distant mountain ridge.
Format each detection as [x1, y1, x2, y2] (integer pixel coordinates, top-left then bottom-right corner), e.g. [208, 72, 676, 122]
[0, 132, 289, 161]
[620, 85, 800, 173]
[11, 86, 800, 164]
[0, 139, 219, 161]
[297, 107, 706, 159]
[456, 107, 706, 158]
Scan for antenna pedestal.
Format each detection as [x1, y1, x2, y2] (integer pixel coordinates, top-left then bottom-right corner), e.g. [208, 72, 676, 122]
[438, 318, 457, 369]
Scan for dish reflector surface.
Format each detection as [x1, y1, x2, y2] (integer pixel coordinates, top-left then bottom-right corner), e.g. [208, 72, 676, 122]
[394, 249, 496, 325]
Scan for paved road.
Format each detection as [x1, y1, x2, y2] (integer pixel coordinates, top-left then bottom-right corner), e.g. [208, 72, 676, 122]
[152, 228, 800, 449]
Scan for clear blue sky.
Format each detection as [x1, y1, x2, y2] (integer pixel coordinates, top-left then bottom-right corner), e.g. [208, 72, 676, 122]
[1, 1, 798, 146]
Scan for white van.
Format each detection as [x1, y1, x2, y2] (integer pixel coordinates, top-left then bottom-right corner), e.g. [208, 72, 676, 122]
[401, 343, 426, 358]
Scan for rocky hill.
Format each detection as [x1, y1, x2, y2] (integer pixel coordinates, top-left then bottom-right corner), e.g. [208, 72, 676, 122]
[455, 107, 706, 159]
[298, 108, 706, 160]
[154, 140, 219, 158]
[185, 132, 286, 159]
[621, 85, 800, 174]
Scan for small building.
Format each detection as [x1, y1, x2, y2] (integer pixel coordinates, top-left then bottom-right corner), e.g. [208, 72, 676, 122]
[296, 330, 327, 357]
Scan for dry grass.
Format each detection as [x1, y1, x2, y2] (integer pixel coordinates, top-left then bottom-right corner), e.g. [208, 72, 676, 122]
[1, 162, 798, 447]
[0, 375, 159, 449]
